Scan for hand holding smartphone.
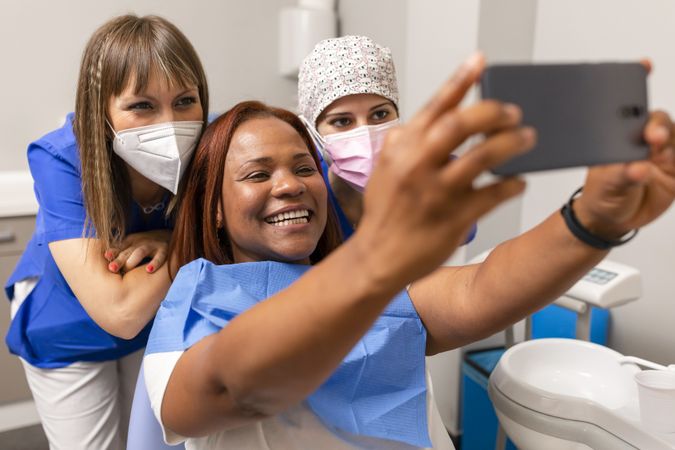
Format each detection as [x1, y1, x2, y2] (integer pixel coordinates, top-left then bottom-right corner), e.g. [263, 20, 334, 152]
[480, 62, 649, 175]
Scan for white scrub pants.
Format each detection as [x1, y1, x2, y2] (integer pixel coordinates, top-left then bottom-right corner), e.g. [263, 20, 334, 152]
[11, 279, 143, 450]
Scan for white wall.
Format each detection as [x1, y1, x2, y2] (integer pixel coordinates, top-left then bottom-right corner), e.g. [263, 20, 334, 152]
[337, 0, 408, 107]
[0, 0, 298, 172]
[522, 0, 675, 364]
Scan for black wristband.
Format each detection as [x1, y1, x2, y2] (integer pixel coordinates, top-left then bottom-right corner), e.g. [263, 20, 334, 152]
[560, 187, 638, 250]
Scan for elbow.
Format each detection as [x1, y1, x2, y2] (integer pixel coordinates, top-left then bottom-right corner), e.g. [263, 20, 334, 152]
[225, 373, 291, 419]
[163, 381, 274, 437]
[198, 336, 306, 422]
[109, 322, 145, 340]
[231, 394, 276, 421]
[228, 383, 279, 419]
[97, 286, 156, 339]
[103, 322, 146, 340]
[98, 304, 149, 340]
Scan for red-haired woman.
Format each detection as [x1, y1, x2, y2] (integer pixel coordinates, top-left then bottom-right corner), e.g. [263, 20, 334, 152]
[143, 54, 675, 450]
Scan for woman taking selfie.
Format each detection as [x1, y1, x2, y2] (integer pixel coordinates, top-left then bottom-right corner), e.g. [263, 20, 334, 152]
[142, 53, 675, 448]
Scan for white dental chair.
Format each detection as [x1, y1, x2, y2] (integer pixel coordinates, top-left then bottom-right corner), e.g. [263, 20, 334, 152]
[484, 258, 675, 450]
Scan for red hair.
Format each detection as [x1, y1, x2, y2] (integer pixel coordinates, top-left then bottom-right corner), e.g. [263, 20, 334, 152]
[170, 101, 343, 276]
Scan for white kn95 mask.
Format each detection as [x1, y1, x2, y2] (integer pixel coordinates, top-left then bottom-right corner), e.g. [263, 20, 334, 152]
[110, 121, 203, 194]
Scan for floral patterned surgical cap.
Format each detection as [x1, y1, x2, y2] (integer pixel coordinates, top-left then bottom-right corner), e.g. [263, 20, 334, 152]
[298, 35, 399, 127]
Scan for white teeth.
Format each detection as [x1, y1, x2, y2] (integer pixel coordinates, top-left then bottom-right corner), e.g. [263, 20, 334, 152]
[266, 209, 310, 224]
[272, 217, 309, 227]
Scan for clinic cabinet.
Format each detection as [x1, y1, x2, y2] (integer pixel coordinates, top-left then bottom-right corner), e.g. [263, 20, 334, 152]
[0, 215, 35, 405]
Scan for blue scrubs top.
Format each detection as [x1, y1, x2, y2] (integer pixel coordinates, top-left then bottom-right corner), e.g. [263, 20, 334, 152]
[5, 114, 172, 369]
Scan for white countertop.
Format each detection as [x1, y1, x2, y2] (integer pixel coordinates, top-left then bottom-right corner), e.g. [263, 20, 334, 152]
[0, 171, 38, 218]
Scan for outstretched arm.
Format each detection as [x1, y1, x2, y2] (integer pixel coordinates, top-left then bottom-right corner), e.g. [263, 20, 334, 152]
[412, 103, 675, 355]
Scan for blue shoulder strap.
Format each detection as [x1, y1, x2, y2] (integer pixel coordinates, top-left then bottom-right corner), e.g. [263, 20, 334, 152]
[320, 154, 354, 239]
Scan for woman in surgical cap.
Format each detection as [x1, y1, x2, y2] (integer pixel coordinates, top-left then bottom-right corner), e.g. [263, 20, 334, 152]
[141, 49, 675, 449]
[297, 35, 414, 237]
[5, 14, 208, 449]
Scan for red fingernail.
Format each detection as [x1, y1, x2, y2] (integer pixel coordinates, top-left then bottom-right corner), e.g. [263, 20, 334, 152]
[147, 265, 154, 273]
[109, 263, 118, 272]
[104, 251, 111, 260]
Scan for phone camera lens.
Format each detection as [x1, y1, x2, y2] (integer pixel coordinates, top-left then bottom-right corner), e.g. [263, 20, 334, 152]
[620, 105, 645, 118]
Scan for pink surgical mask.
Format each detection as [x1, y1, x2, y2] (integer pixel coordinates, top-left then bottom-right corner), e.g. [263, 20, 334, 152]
[321, 119, 400, 191]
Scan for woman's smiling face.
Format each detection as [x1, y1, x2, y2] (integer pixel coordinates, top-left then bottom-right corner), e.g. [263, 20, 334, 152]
[221, 116, 328, 264]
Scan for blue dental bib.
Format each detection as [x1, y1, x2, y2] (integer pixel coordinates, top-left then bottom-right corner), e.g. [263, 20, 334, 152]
[146, 259, 430, 448]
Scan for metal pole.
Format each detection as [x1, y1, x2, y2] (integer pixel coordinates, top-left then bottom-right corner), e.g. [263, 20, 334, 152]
[495, 423, 507, 450]
[576, 307, 592, 341]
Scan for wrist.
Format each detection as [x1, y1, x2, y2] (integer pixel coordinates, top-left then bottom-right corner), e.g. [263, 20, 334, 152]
[572, 196, 628, 241]
[561, 187, 638, 250]
[344, 229, 408, 298]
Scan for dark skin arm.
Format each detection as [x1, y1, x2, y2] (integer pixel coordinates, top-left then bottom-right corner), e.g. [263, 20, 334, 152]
[413, 102, 675, 355]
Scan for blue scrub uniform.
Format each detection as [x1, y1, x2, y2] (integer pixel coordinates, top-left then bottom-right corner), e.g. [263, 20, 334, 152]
[5, 114, 171, 369]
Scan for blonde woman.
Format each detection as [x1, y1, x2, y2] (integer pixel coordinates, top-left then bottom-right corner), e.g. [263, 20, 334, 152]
[5, 15, 208, 449]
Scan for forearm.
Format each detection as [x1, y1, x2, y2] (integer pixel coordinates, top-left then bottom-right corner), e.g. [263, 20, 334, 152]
[215, 248, 394, 408]
[51, 238, 171, 339]
[465, 210, 608, 341]
[164, 234, 404, 436]
[418, 210, 609, 353]
[102, 266, 170, 338]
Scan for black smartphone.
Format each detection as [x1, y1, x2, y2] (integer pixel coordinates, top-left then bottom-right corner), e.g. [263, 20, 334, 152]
[480, 62, 649, 175]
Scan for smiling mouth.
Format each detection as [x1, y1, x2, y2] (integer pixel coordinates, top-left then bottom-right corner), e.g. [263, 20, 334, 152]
[264, 209, 312, 227]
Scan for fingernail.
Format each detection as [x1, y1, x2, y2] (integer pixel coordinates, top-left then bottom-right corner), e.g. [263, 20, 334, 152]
[104, 251, 111, 260]
[147, 265, 154, 273]
[504, 103, 521, 120]
[652, 126, 670, 142]
[464, 51, 483, 71]
[109, 262, 118, 272]
[457, 52, 483, 79]
[521, 127, 536, 144]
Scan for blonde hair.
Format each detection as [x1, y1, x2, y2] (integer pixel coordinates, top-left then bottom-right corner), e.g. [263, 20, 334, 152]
[74, 14, 209, 248]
